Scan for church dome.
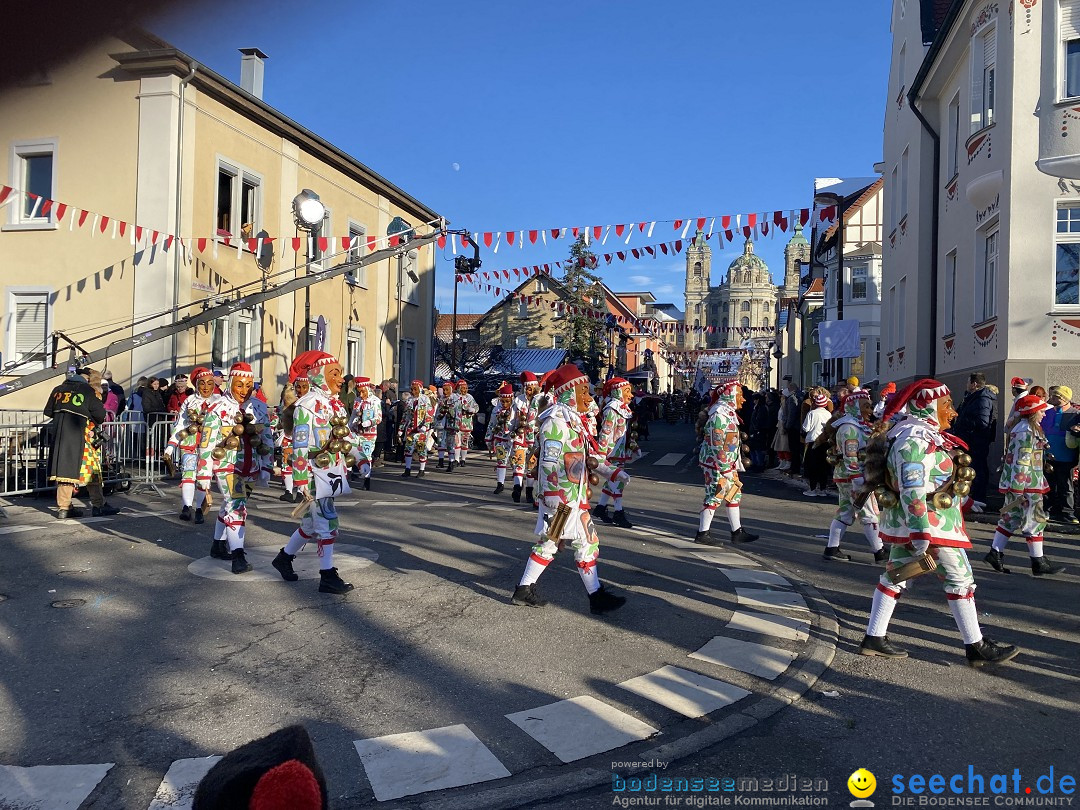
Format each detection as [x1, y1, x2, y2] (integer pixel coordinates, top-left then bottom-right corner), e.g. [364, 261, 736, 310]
[727, 238, 770, 284]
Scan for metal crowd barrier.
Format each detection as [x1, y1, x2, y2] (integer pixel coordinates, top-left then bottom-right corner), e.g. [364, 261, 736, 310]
[0, 412, 178, 498]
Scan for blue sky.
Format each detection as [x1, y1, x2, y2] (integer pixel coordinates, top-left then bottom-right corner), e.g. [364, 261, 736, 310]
[153, 0, 892, 317]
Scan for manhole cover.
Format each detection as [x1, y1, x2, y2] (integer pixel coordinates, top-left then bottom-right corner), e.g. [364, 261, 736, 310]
[50, 599, 86, 609]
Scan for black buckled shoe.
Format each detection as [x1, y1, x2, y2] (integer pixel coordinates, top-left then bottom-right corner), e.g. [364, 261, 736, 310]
[511, 584, 547, 607]
[1031, 556, 1065, 576]
[231, 549, 252, 575]
[447, 461, 455, 472]
[401, 469, 412, 478]
[592, 504, 613, 524]
[694, 530, 722, 546]
[525, 487, 535, 506]
[588, 586, 627, 615]
[858, 635, 908, 658]
[873, 547, 889, 563]
[984, 548, 1009, 573]
[494, 482, 505, 495]
[272, 549, 299, 581]
[612, 510, 634, 529]
[279, 491, 294, 502]
[437, 459, 445, 469]
[363, 477, 371, 491]
[194, 508, 205, 525]
[730, 527, 758, 544]
[293, 490, 306, 503]
[512, 484, 522, 503]
[92, 504, 120, 517]
[965, 637, 1020, 668]
[57, 506, 85, 520]
[415, 470, 425, 478]
[318, 567, 354, 594]
[210, 539, 228, 559]
[180, 505, 192, 521]
[822, 547, 851, 561]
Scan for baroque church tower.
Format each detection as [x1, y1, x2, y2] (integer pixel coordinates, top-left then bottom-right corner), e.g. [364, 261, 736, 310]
[783, 224, 809, 298]
[684, 230, 711, 351]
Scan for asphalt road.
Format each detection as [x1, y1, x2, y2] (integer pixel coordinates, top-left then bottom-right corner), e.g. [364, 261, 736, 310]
[1, 420, 1078, 809]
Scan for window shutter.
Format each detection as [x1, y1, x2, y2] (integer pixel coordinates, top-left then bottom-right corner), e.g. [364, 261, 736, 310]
[982, 28, 996, 68]
[1063, 0, 1080, 40]
[14, 295, 47, 361]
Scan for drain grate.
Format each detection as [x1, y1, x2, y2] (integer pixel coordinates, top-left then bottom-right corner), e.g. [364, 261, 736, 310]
[50, 599, 86, 609]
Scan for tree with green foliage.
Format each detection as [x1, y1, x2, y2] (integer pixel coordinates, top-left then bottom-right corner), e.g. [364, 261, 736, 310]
[561, 235, 608, 379]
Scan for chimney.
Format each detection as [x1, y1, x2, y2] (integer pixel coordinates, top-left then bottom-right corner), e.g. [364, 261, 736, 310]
[239, 48, 268, 99]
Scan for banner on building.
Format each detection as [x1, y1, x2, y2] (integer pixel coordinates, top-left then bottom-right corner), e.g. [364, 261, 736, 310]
[818, 320, 861, 359]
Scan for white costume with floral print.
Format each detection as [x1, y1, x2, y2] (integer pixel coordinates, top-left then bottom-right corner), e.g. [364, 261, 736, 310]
[992, 420, 1051, 557]
[826, 399, 882, 555]
[349, 392, 382, 479]
[596, 397, 633, 512]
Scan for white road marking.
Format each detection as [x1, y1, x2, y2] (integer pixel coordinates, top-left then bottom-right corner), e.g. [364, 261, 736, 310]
[188, 544, 378, 582]
[618, 665, 751, 718]
[506, 695, 657, 763]
[146, 756, 222, 810]
[653, 453, 686, 466]
[725, 611, 811, 642]
[353, 724, 510, 802]
[0, 763, 113, 810]
[689, 636, 798, 681]
[0, 526, 36, 535]
[689, 551, 761, 567]
[424, 501, 468, 508]
[735, 588, 809, 612]
[55, 517, 112, 525]
[719, 569, 792, 587]
[367, 500, 421, 507]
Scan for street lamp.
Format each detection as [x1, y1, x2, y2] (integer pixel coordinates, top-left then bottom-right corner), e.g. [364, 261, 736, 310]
[292, 189, 325, 352]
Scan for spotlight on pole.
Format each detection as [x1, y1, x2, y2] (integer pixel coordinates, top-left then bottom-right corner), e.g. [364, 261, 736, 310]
[292, 189, 325, 232]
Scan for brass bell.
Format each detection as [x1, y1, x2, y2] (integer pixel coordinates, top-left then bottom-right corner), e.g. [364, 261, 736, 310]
[741, 443, 751, 455]
[242, 412, 254, 423]
[630, 431, 639, 440]
[341, 442, 353, 454]
[187, 409, 200, 422]
[957, 467, 976, 482]
[876, 487, 899, 510]
[314, 452, 333, 469]
[232, 424, 245, 436]
[245, 424, 260, 435]
[233, 413, 245, 424]
[224, 436, 240, 450]
[586, 456, 600, 471]
[956, 453, 972, 467]
[328, 439, 343, 453]
[588, 472, 600, 486]
[628, 441, 639, 452]
[211, 446, 227, 461]
[333, 425, 349, 438]
[953, 481, 971, 497]
[585, 488, 593, 500]
[933, 491, 954, 510]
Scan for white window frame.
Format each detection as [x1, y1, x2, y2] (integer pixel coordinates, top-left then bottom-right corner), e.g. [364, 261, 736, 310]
[7, 138, 58, 231]
[900, 148, 909, 219]
[553, 334, 565, 350]
[898, 277, 907, 348]
[4, 288, 51, 372]
[944, 250, 958, 334]
[947, 94, 961, 178]
[346, 327, 365, 376]
[890, 165, 899, 232]
[515, 334, 528, 349]
[346, 220, 367, 287]
[516, 300, 529, 318]
[898, 43, 907, 95]
[215, 158, 262, 241]
[887, 285, 896, 350]
[1061, 0, 1080, 100]
[976, 222, 999, 322]
[535, 278, 549, 293]
[398, 338, 416, 383]
[850, 264, 869, 302]
[1055, 200, 1080, 311]
[971, 26, 996, 133]
[811, 361, 822, 384]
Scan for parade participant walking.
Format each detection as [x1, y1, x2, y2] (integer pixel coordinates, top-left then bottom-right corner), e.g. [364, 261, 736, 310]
[272, 351, 358, 594]
[858, 379, 1020, 667]
[454, 380, 480, 466]
[987, 395, 1065, 577]
[694, 380, 759, 547]
[486, 383, 515, 495]
[44, 367, 120, 519]
[509, 371, 542, 504]
[592, 377, 636, 528]
[163, 367, 217, 523]
[274, 382, 302, 503]
[510, 364, 626, 614]
[401, 380, 434, 478]
[822, 389, 886, 562]
[197, 362, 274, 573]
[435, 381, 458, 470]
[349, 376, 382, 490]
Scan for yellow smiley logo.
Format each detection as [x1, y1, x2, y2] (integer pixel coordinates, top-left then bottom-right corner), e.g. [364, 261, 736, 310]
[848, 768, 876, 798]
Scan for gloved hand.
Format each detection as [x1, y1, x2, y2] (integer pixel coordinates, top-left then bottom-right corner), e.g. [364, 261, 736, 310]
[163, 446, 175, 461]
[970, 499, 986, 513]
[361, 420, 372, 428]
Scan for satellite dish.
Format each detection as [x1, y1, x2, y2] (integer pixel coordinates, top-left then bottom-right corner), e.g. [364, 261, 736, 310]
[254, 229, 274, 271]
[387, 216, 412, 244]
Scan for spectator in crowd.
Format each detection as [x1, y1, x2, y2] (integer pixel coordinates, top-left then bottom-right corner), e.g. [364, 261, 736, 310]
[212, 368, 226, 394]
[253, 380, 268, 404]
[765, 389, 781, 468]
[101, 380, 120, 419]
[780, 379, 803, 476]
[341, 375, 357, 414]
[873, 382, 896, 420]
[801, 388, 832, 496]
[1041, 385, 1079, 524]
[748, 392, 770, 472]
[167, 374, 193, 413]
[950, 372, 997, 503]
[140, 377, 169, 452]
[1009, 376, 1033, 416]
[103, 370, 125, 417]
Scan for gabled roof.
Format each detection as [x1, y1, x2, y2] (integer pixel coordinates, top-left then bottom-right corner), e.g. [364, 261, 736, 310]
[821, 177, 883, 244]
[805, 278, 824, 295]
[435, 314, 483, 340]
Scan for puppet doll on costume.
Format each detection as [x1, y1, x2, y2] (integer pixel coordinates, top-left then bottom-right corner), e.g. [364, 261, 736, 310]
[197, 363, 273, 573]
[592, 377, 637, 529]
[822, 388, 886, 563]
[272, 351, 359, 594]
[694, 379, 759, 547]
[348, 376, 382, 491]
[858, 379, 1021, 667]
[510, 364, 627, 614]
[508, 371, 542, 504]
[988, 394, 1065, 577]
[164, 366, 218, 524]
[454, 380, 480, 465]
[400, 380, 434, 478]
[486, 383, 515, 495]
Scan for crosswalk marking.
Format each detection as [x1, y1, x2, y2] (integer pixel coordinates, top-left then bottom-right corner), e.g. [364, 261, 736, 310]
[618, 665, 751, 718]
[147, 756, 222, 810]
[719, 568, 792, 587]
[689, 551, 761, 567]
[735, 588, 809, 612]
[0, 763, 113, 810]
[353, 724, 510, 802]
[653, 453, 686, 466]
[506, 695, 658, 763]
[187, 544, 378, 582]
[0, 525, 36, 535]
[689, 636, 798, 680]
[725, 611, 810, 642]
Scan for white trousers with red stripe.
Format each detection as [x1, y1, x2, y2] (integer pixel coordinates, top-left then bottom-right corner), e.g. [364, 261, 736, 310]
[518, 511, 601, 594]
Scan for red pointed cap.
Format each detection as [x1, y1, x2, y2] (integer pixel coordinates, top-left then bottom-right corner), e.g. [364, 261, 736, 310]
[520, 370, 538, 383]
[229, 362, 254, 378]
[1014, 394, 1050, 418]
[601, 377, 630, 398]
[191, 366, 213, 382]
[498, 383, 514, 396]
[543, 364, 588, 395]
[881, 378, 950, 422]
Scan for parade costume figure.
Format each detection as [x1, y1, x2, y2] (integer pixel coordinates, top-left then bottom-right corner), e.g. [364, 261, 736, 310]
[988, 395, 1064, 577]
[348, 376, 382, 491]
[511, 365, 626, 614]
[695, 380, 759, 547]
[859, 379, 1020, 667]
[509, 371, 542, 504]
[401, 380, 434, 477]
[454, 380, 480, 465]
[165, 367, 218, 523]
[273, 351, 358, 594]
[197, 363, 274, 573]
[592, 377, 637, 529]
[823, 389, 885, 562]
[434, 382, 455, 469]
[486, 383, 515, 495]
